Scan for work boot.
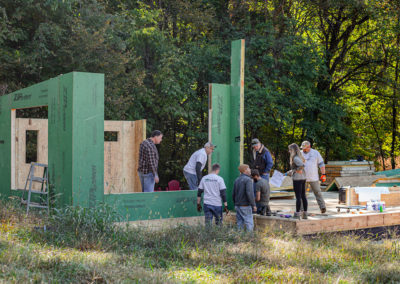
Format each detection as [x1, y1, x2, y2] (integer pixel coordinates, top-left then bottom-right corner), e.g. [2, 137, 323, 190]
[294, 212, 301, 219]
[302, 211, 308, 219]
[321, 208, 326, 214]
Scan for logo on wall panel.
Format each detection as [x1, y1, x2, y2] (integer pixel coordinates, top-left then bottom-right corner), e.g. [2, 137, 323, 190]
[13, 93, 32, 101]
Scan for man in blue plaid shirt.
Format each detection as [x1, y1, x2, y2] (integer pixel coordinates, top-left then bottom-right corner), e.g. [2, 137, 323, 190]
[138, 130, 163, 192]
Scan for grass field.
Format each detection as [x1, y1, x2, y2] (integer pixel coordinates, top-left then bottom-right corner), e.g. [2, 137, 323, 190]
[1, 198, 400, 283]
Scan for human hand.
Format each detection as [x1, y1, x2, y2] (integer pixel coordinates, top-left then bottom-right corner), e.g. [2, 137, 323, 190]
[197, 203, 202, 212]
[155, 176, 159, 183]
[253, 206, 257, 213]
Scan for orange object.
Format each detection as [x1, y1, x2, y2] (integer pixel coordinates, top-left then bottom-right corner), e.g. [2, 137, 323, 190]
[320, 174, 327, 182]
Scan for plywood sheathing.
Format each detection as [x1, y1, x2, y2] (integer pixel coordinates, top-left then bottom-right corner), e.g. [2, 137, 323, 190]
[104, 120, 146, 194]
[14, 118, 48, 190]
[13, 118, 146, 194]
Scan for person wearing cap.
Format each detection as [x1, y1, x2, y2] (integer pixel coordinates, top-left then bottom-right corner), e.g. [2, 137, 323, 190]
[196, 163, 229, 226]
[249, 138, 273, 181]
[183, 142, 216, 190]
[301, 141, 327, 213]
[232, 164, 256, 231]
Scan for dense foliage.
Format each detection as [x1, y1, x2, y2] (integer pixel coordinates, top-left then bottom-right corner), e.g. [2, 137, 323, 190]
[1, 0, 399, 185]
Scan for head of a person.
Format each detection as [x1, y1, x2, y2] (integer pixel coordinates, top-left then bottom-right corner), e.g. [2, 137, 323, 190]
[288, 143, 304, 164]
[204, 142, 216, 155]
[251, 138, 261, 151]
[251, 169, 260, 181]
[301, 141, 311, 153]
[150, 130, 163, 144]
[211, 163, 220, 175]
[238, 164, 251, 176]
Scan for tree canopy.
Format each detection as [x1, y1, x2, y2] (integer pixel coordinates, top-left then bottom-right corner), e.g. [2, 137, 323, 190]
[1, 0, 399, 184]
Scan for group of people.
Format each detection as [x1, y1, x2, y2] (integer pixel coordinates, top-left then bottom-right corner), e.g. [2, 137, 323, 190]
[137, 130, 327, 231]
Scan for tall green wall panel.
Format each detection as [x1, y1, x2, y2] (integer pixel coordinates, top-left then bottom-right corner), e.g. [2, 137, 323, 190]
[209, 39, 245, 210]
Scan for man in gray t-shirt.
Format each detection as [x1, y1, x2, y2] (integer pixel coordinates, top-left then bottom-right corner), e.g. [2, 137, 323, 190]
[197, 163, 228, 226]
[251, 169, 271, 216]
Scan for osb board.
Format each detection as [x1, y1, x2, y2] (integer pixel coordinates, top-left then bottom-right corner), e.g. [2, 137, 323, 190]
[14, 118, 48, 191]
[104, 120, 146, 194]
[347, 187, 400, 207]
[14, 118, 146, 194]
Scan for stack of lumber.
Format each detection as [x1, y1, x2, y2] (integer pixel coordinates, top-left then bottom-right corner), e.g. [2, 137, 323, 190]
[324, 161, 375, 185]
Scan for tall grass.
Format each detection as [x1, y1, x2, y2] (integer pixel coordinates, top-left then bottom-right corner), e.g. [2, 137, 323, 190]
[1, 198, 400, 282]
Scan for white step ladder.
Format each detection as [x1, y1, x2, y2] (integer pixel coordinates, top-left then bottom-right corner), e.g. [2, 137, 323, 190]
[21, 162, 49, 214]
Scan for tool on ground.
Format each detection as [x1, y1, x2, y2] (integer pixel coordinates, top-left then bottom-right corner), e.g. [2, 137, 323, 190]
[21, 162, 49, 215]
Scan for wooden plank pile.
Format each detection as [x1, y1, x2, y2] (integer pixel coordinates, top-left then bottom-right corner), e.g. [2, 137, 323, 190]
[324, 161, 375, 185]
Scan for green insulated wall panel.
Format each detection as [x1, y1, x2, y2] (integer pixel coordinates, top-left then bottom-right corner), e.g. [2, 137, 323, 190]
[209, 39, 245, 210]
[0, 72, 104, 208]
[104, 191, 200, 221]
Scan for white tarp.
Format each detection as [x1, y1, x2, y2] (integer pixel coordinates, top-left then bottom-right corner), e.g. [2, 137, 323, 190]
[354, 187, 390, 202]
[270, 170, 286, 188]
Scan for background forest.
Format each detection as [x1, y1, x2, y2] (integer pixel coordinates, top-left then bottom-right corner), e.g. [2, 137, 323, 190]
[1, 0, 399, 185]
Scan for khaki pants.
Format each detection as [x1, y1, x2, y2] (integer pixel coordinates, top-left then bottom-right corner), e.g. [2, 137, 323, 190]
[301, 181, 326, 210]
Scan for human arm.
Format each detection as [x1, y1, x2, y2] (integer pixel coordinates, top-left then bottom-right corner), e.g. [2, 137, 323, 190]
[256, 191, 261, 202]
[293, 156, 305, 173]
[220, 189, 228, 212]
[147, 145, 159, 183]
[245, 179, 256, 208]
[263, 150, 273, 174]
[195, 162, 202, 184]
[317, 152, 326, 181]
[197, 181, 204, 212]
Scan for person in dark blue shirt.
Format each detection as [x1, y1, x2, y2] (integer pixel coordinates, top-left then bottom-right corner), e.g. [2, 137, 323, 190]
[249, 138, 273, 180]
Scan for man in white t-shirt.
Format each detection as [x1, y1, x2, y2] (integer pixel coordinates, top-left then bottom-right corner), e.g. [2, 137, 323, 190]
[197, 163, 229, 225]
[301, 141, 327, 213]
[183, 142, 215, 190]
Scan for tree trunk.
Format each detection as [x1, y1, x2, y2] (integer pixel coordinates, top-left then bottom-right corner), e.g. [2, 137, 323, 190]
[391, 30, 400, 169]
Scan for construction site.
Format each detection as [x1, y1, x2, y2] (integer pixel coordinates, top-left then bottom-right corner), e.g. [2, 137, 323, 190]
[0, 40, 399, 236]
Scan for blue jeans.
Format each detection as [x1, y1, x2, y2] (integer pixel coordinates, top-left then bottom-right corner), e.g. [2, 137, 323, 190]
[138, 172, 155, 192]
[183, 170, 198, 190]
[204, 203, 223, 226]
[235, 206, 254, 231]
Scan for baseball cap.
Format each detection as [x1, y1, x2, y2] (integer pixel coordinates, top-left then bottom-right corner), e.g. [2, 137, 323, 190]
[204, 142, 216, 148]
[251, 138, 260, 146]
[301, 141, 310, 149]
